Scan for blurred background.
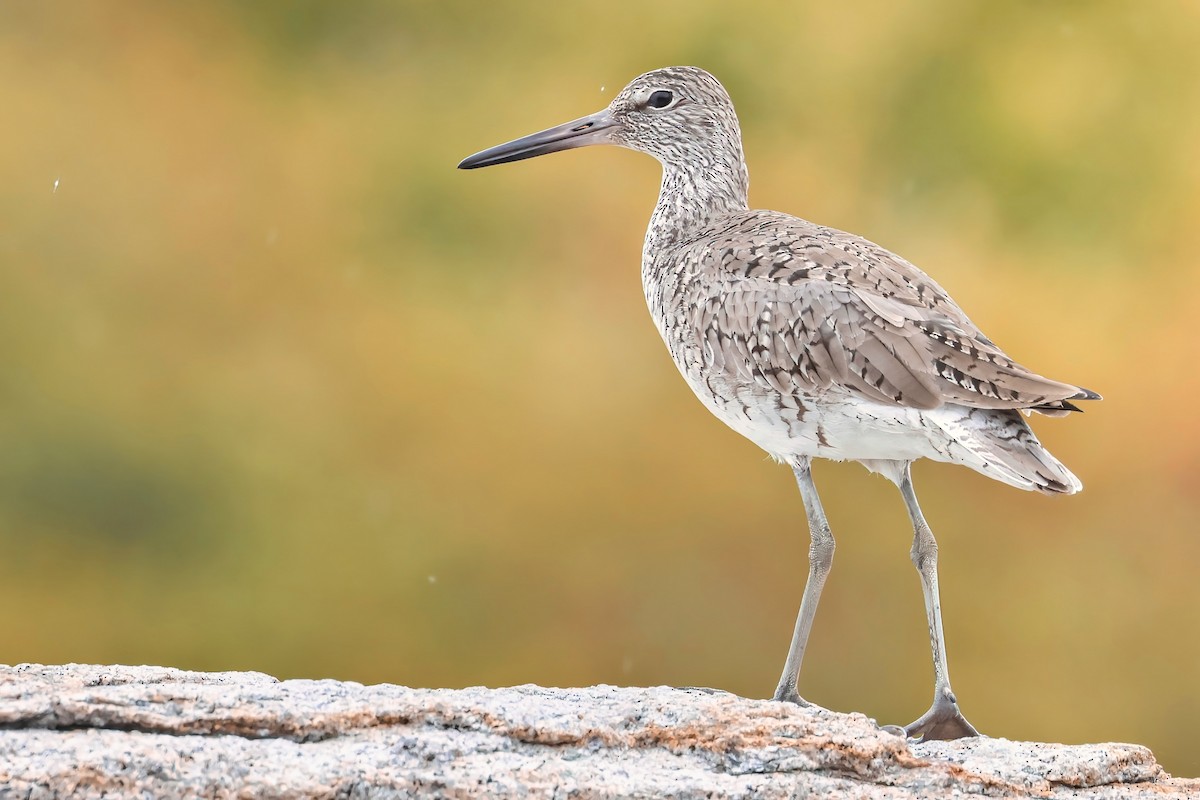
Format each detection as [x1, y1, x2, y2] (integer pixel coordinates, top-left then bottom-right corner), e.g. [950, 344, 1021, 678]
[2, 0, 1198, 776]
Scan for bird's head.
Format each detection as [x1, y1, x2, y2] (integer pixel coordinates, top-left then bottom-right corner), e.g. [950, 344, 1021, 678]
[458, 67, 743, 171]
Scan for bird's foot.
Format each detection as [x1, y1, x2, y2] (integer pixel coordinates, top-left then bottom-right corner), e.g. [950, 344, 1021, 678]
[771, 684, 811, 706]
[903, 690, 979, 742]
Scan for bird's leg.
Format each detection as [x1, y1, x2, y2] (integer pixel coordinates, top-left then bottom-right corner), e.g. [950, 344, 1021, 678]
[772, 457, 835, 705]
[897, 463, 979, 741]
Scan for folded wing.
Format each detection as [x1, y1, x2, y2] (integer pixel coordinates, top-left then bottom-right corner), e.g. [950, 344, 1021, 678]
[687, 214, 1097, 414]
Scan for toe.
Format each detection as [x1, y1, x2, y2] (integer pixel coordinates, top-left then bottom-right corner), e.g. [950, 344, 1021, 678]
[771, 687, 809, 705]
[904, 702, 979, 741]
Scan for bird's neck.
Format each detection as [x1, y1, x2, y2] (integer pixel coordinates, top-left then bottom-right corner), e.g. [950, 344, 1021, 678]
[644, 156, 749, 258]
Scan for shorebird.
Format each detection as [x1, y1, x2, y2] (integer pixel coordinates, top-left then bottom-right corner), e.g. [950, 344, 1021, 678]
[458, 66, 1097, 741]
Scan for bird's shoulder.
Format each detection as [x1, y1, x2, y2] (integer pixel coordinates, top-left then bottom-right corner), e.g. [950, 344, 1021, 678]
[683, 209, 972, 327]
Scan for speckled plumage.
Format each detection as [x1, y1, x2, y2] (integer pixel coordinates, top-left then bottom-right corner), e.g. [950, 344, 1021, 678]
[646, 209, 1093, 493]
[459, 66, 1098, 741]
[616, 68, 1095, 494]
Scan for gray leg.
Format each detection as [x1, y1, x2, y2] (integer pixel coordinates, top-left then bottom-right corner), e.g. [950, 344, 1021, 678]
[897, 463, 979, 741]
[772, 457, 835, 704]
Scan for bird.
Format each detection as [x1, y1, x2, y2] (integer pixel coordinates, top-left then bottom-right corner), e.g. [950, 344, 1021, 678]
[458, 66, 1098, 741]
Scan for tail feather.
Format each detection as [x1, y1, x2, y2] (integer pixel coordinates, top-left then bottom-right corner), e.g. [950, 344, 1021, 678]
[928, 407, 1082, 495]
[1030, 386, 1101, 417]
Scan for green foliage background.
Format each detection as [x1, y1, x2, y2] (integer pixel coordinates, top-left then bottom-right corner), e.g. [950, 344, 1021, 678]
[2, 0, 1198, 775]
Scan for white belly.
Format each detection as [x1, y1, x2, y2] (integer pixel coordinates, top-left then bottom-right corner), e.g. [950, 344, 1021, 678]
[684, 372, 945, 465]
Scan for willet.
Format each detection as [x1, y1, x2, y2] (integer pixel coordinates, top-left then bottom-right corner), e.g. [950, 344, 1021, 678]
[458, 66, 1098, 741]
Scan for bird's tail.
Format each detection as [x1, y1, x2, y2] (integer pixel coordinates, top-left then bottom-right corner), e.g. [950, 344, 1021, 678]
[928, 407, 1083, 495]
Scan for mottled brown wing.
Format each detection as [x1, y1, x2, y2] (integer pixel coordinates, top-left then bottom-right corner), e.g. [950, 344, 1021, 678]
[686, 213, 1092, 412]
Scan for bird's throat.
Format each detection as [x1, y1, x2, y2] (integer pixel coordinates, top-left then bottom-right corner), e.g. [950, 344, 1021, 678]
[644, 161, 750, 258]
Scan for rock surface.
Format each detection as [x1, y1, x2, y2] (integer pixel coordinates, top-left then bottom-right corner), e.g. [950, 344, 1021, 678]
[0, 664, 1193, 799]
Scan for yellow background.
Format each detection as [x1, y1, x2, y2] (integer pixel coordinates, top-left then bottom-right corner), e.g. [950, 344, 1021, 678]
[2, 0, 1197, 776]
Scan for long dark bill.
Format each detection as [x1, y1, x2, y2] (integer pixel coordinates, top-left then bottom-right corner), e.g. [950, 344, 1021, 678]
[458, 109, 617, 170]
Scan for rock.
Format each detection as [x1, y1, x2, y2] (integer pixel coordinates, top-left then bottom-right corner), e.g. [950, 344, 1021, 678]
[0, 664, 1193, 799]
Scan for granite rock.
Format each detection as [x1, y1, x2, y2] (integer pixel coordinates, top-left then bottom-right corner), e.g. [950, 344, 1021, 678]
[0, 664, 1193, 799]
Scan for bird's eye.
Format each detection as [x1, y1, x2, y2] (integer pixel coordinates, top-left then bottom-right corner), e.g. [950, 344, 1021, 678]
[646, 90, 674, 109]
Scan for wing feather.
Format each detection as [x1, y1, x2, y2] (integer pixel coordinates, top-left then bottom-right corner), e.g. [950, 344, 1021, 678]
[684, 212, 1096, 413]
